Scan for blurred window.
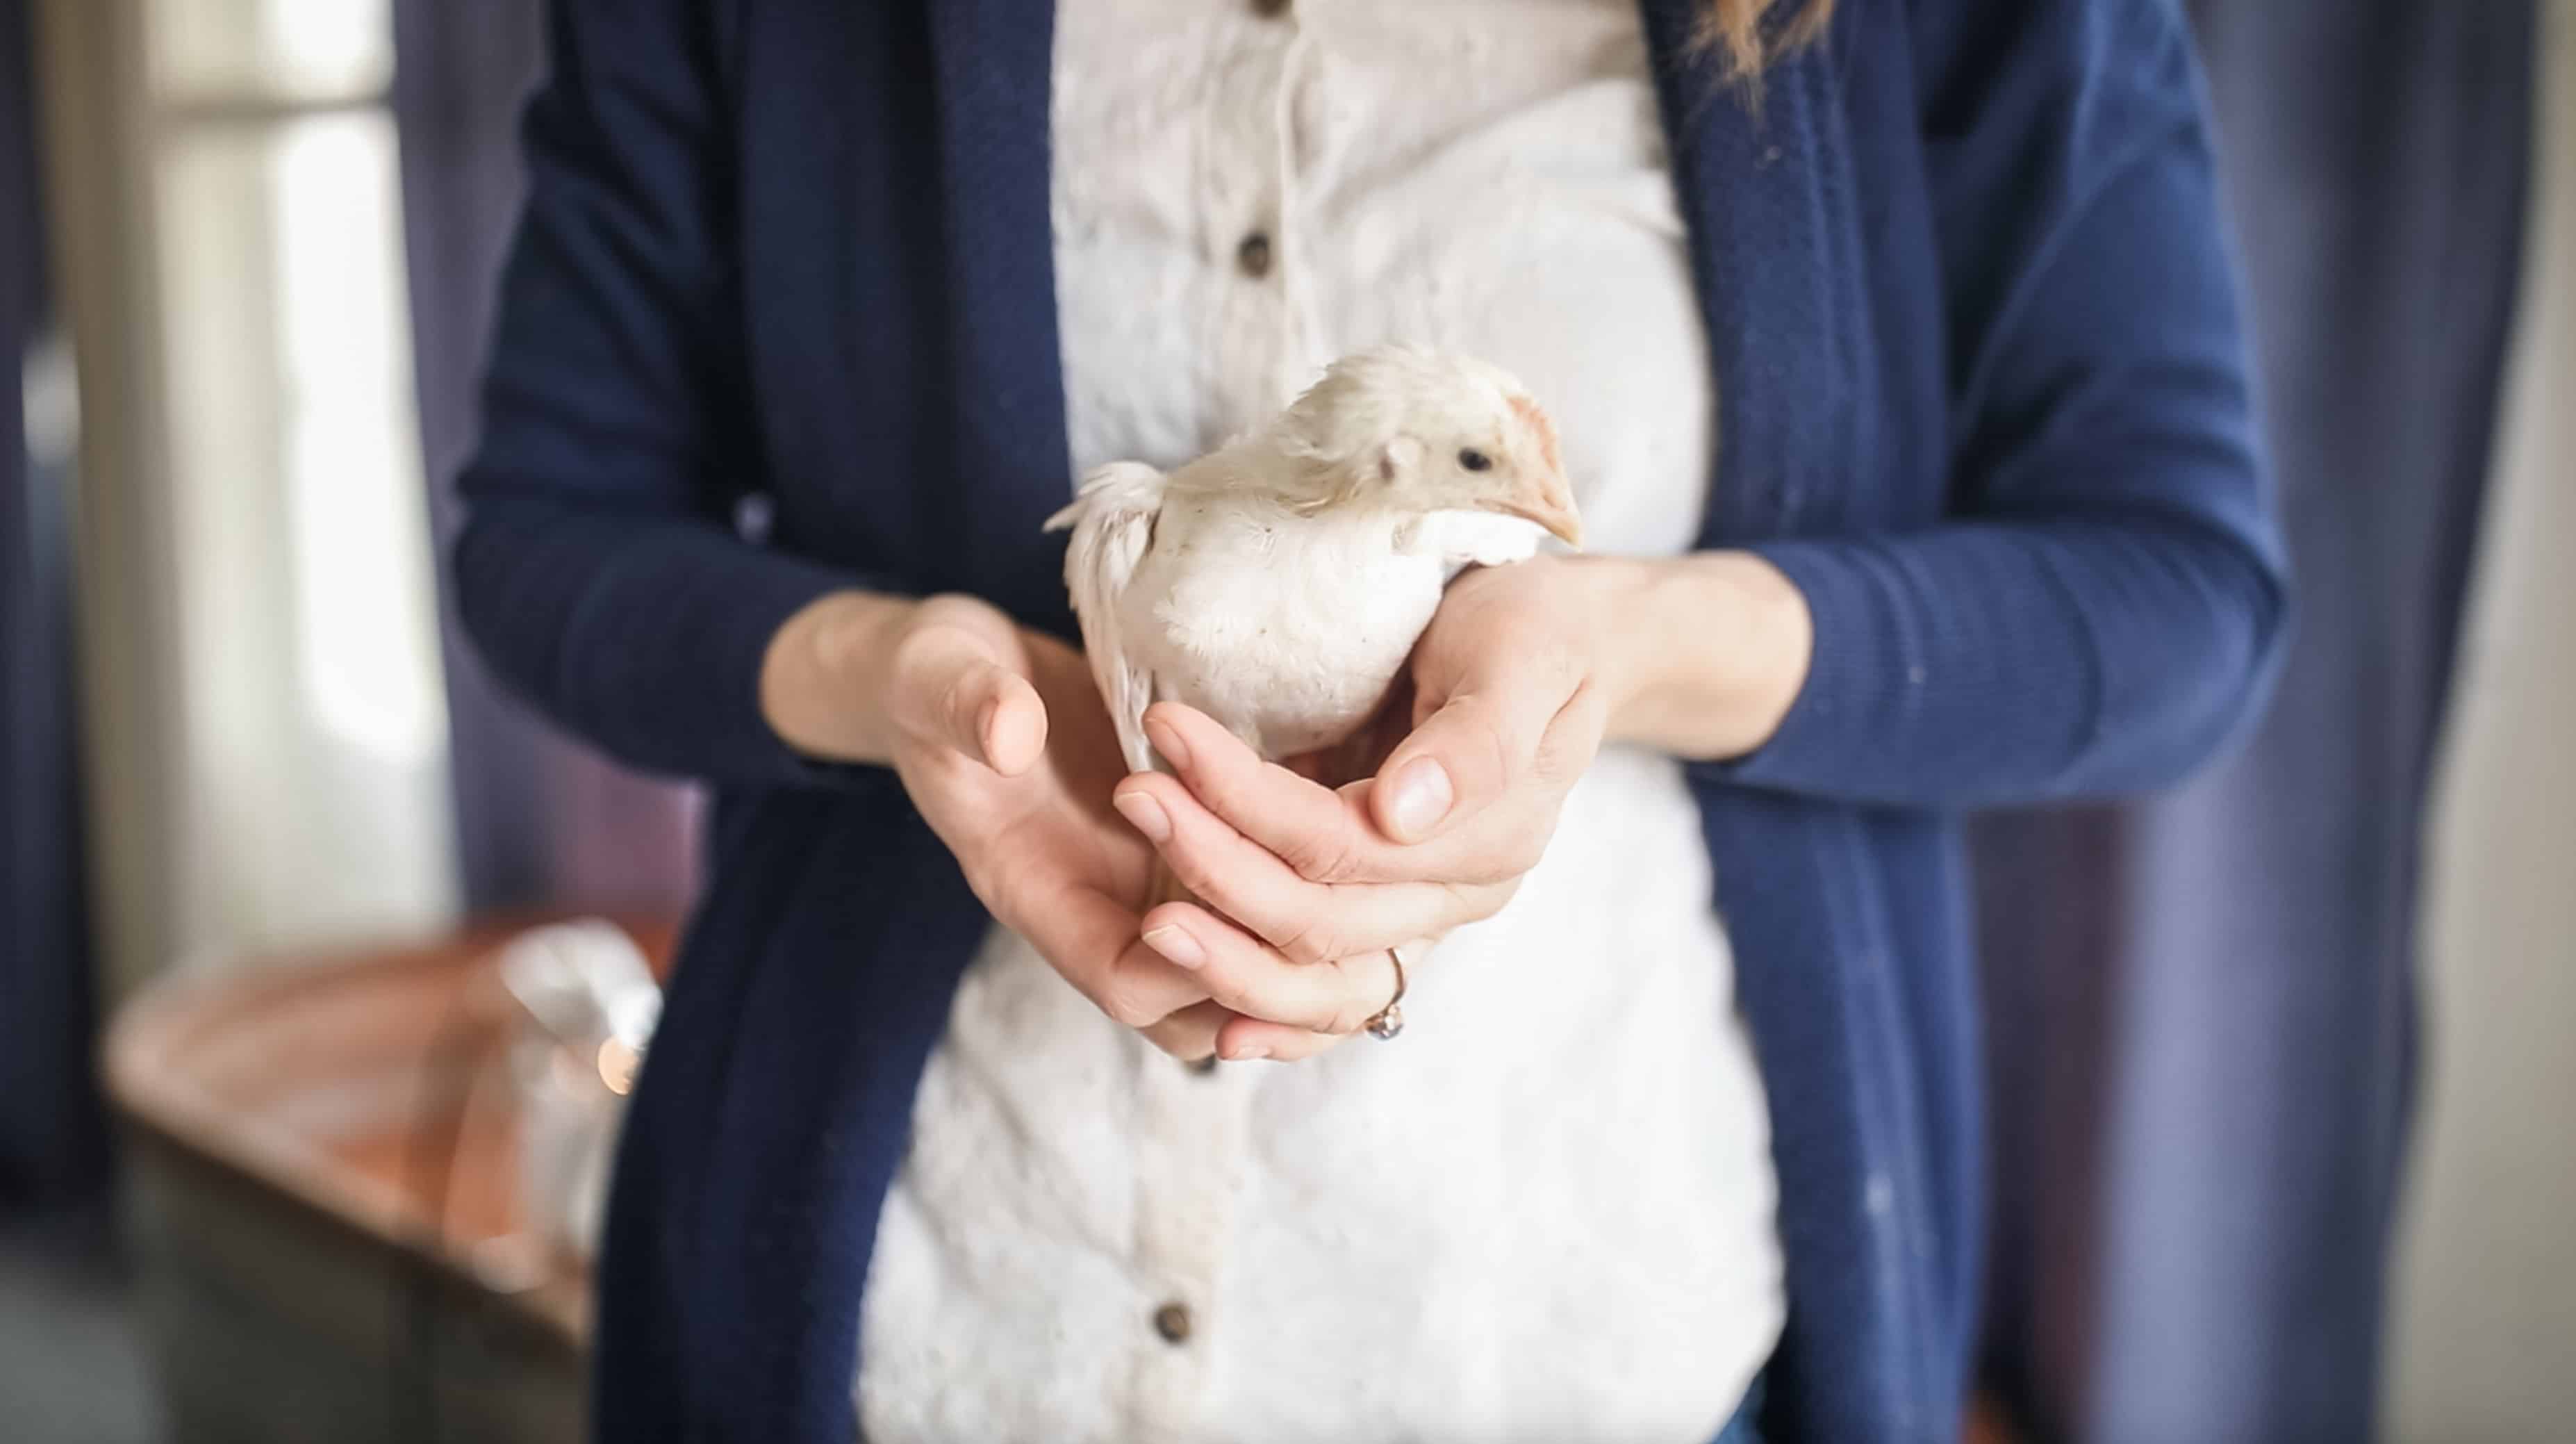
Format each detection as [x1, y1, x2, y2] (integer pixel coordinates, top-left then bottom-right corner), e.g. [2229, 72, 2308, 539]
[113, 0, 456, 958]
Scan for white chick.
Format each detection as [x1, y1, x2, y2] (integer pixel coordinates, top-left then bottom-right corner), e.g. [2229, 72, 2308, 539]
[1046, 345, 1581, 900]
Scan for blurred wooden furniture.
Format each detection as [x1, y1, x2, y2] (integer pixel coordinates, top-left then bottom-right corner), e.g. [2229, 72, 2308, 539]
[103, 914, 675, 1444]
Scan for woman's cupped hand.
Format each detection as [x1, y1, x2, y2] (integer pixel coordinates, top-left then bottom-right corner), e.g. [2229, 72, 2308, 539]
[872, 594, 1410, 1061]
[1107, 555, 1624, 1062]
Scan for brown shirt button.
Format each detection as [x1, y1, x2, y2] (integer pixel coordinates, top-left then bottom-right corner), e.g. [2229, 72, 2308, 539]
[1153, 1302, 1193, 1344]
[1250, 0, 1291, 18]
[1189, 1054, 1221, 1075]
[1236, 231, 1273, 279]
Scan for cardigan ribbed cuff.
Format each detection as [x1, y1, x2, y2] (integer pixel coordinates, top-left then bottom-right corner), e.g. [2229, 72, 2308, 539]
[687, 542, 901, 792]
[1687, 536, 1918, 799]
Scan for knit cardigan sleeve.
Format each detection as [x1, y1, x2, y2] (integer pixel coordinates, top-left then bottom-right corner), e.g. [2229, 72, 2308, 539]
[449, 0, 872, 789]
[1703, 0, 2290, 808]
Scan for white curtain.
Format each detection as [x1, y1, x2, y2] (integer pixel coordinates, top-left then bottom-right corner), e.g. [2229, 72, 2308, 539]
[2386, 1, 2576, 1437]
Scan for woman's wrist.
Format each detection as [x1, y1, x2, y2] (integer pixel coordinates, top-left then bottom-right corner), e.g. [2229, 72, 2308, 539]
[1590, 551, 1813, 761]
[760, 589, 922, 765]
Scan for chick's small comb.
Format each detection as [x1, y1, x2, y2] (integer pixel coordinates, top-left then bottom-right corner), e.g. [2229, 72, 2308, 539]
[1508, 393, 1563, 476]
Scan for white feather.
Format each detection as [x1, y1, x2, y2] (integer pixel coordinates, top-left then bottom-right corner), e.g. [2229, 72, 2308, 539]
[1046, 461, 1168, 775]
[1401, 509, 1552, 572]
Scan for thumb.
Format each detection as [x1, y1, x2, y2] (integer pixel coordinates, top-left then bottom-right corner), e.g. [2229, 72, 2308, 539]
[1369, 687, 1544, 845]
[891, 621, 1049, 776]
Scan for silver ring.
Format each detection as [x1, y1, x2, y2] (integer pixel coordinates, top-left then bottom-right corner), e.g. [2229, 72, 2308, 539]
[1364, 945, 1409, 1040]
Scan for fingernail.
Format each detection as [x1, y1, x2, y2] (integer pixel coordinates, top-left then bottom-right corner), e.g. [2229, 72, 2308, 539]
[1114, 789, 1172, 843]
[1145, 712, 1191, 770]
[1388, 758, 1453, 838]
[1141, 925, 1205, 969]
[1230, 1044, 1271, 1062]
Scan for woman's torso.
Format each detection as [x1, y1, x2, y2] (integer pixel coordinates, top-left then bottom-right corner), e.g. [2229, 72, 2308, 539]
[857, 3, 1783, 1439]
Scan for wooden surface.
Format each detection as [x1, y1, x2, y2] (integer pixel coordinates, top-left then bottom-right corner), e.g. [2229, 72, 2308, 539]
[103, 913, 677, 1354]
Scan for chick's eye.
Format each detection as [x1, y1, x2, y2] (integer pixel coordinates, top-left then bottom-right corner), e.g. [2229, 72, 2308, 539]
[1458, 448, 1492, 473]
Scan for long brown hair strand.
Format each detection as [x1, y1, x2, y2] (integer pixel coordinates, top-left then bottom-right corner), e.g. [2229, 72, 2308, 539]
[1698, 0, 1836, 88]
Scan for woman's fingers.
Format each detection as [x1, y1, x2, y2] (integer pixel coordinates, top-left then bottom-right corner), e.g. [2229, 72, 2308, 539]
[1144, 908, 1427, 1063]
[1112, 772, 1501, 963]
[1093, 933, 1223, 1033]
[1371, 676, 1577, 845]
[1136, 704, 1537, 889]
[1373, 557, 1608, 844]
[1140, 1000, 1233, 1060]
[999, 874, 1211, 1034]
[1144, 705, 1380, 879]
[1139, 903, 1402, 1037]
[1012, 869, 1428, 1063]
[975, 670, 1048, 776]
[1209, 937, 1429, 1062]
[889, 617, 1048, 776]
[1214, 1014, 1349, 1063]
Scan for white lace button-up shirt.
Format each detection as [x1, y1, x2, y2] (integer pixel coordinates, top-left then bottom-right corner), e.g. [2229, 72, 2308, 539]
[858, 3, 1784, 1439]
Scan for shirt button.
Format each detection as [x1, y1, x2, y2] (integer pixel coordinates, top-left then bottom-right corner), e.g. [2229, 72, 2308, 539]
[1250, 0, 1290, 18]
[1153, 1302, 1194, 1345]
[1236, 231, 1274, 279]
[1189, 1054, 1221, 1075]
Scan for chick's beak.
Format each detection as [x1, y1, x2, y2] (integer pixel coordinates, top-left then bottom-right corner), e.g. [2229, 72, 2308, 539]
[1485, 468, 1583, 549]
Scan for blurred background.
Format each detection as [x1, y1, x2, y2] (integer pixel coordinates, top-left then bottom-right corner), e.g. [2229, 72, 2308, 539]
[0, 1, 2568, 1441]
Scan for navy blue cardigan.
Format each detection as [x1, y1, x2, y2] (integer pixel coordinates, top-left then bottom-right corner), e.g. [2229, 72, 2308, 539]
[453, 1, 2286, 1438]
